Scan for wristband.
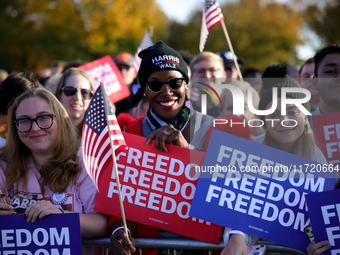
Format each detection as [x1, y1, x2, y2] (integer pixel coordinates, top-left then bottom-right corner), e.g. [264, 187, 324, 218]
[59, 208, 64, 214]
[223, 230, 246, 245]
[112, 226, 131, 236]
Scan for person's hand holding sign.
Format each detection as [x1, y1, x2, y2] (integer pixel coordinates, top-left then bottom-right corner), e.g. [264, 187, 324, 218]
[306, 240, 331, 255]
[146, 125, 189, 153]
[24, 200, 64, 223]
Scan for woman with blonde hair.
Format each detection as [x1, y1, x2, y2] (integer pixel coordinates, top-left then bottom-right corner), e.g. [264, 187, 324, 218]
[0, 88, 107, 254]
[56, 67, 94, 136]
[258, 78, 326, 162]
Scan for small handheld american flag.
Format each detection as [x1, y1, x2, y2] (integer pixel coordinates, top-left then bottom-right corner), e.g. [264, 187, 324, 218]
[81, 84, 126, 189]
[133, 28, 154, 72]
[199, 0, 224, 52]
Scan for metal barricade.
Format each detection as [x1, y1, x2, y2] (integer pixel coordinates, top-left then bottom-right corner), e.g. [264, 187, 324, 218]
[82, 237, 307, 255]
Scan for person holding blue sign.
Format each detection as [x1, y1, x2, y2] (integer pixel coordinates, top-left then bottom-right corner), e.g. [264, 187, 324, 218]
[0, 88, 108, 255]
[257, 68, 330, 255]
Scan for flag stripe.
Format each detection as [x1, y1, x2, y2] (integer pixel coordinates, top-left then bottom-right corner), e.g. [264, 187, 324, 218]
[199, 0, 224, 52]
[82, 86, 126, 189]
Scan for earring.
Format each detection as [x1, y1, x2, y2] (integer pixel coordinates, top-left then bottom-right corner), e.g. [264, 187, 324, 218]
[143, 93, 146, 96]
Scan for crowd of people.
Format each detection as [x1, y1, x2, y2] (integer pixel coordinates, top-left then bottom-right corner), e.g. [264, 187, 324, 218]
[0, 40, 339, 255]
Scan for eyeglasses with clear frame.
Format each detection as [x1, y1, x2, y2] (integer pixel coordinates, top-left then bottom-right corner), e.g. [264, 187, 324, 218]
[14, 114, 56, 133]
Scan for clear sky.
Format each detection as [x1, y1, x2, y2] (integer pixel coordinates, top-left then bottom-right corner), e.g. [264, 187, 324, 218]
[155, 0, 319, 61]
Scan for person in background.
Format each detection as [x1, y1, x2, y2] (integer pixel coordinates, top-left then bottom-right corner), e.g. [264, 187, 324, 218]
[217, 51, 245, 83]
[0, 69, 8, 82]
[0, 72, 42, 147]
[299, 58, 319, 112]
[62, 59, 87, 73]
[287, 65, 300, 81]
[116, 88, 150, 131]
[178, 50, 194, 99]
[114, 52, 139, 116]
[258, 81, 326, 163]
[219, 80, 264, 137]
[312, 44, 340, 116]
[0, 88, 108, 255]
[190, 52, 226, 117]
[307, 44, 340, 255]
[55, 67, 94, 137]
[45, 73, 62, 95]
[243, 68, 263, 96]
[50, 60, 67, 75]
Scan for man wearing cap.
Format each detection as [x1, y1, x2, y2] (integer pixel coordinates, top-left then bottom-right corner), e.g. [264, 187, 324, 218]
[114, 52, 138, 115]
[217, 51, 245, 83]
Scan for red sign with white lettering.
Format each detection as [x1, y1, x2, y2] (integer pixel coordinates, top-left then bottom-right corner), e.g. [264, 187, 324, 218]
[94, 133, 222, 244]
[79, 55, 130, 103]
[313, 112, 340, 166]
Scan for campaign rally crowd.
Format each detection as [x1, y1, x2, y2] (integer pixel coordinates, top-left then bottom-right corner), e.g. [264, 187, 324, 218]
[0, 36, 340, 255]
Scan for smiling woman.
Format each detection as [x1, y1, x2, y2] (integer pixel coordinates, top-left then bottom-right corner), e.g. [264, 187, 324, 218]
[0, 89, 108, 255]
[108, 41, 216, 255]
[55, 68, 94, 137]
[257, 65, 327, 163]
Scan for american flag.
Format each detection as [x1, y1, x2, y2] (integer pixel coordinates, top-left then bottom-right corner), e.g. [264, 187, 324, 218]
[81, 85, 126, 188]
[132, 28, 154, 72]
[199, 0, 224, 52]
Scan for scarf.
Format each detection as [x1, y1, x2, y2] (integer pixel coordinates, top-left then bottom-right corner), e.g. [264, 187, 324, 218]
[146, 96, 193, 132]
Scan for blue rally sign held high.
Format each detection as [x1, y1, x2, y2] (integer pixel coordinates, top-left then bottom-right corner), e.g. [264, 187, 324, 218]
[0, 214, 82, 254]
[189, 129, 336, 251]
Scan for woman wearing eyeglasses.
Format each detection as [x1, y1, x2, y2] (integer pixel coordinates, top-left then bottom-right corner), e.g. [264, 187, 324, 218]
[56, 67, 94, 136]
[0, 89, 108, 255]
[108, 41, 215, 255]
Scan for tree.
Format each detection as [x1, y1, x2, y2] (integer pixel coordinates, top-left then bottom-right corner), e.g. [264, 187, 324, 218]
[305, 0, 340, 46]
[0, 0, 167, 72]
[166, 0, 303, 71]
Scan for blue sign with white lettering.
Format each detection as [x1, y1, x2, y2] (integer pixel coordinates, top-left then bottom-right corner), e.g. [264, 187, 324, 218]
[189, 130, 336, 251]
[0, 214, 82, 254]
[306, 189, 340, 255]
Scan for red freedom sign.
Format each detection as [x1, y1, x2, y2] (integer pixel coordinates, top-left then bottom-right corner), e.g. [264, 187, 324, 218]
[313, 112, 340, 166]
[78, 55, 130, 103]
[94, 133, 222, 244]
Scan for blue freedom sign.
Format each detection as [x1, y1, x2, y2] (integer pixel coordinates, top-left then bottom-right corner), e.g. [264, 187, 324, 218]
[306, 189, 340, 255]
[0, 214, 82, 254]
[189, 129, 336, 251]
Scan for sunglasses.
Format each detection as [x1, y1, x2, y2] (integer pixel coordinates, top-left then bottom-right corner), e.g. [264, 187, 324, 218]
[62, 86, 93, 100]
[146, 78, 185, 93]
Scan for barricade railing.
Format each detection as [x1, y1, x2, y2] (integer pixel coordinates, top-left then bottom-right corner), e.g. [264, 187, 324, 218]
[82, 237, 307, 255]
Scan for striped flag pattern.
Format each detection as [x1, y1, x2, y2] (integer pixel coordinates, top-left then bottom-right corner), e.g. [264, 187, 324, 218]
[82, 86, 126, 188]
[132, 28, 154, 72]
[199, 0, 224, 52]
